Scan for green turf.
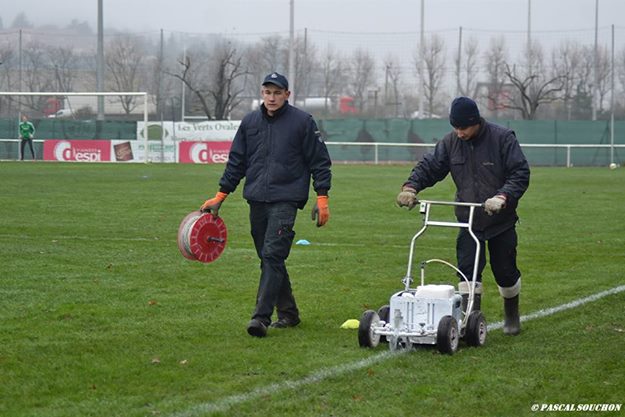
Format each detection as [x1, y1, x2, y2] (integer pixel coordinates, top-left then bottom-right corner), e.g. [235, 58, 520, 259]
[0, 162, 623, 417]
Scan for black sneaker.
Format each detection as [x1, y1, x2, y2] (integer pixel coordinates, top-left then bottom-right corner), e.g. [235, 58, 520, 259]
[270, 317, 301, 329]
[247, 319, 268, 337]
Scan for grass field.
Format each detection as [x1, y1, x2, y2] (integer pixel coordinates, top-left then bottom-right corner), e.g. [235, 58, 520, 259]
[0, 161, 624, 417]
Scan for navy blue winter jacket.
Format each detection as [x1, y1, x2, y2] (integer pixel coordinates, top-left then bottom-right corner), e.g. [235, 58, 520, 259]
[404, 119, 530, 238]
[219, 102, 332, 208]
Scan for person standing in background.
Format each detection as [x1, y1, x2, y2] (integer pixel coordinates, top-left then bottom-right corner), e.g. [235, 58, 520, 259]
[19, 115, 36, 161]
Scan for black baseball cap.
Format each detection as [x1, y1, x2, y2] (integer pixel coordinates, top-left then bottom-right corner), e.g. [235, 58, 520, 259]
[262, 72, 289, 90]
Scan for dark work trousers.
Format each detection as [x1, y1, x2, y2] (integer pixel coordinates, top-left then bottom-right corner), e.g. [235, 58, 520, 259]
[20, 139, 35, 160]
[249, 201, 300, 326]
[456, 226, 521, 289]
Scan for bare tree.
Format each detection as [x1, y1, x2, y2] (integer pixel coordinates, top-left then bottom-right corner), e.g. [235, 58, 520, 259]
[280, 34, 318, 103]
[22, 42, 54, 112]
[320, 47, 345, 114]
[455, 36, 480, 98]
[566, 45, 595, 119]
[105, 36, 145, 114]
[48, 46, 76, 92]
[0, 46, 17, 116]
[383, 55, 402, 117]
[258, 36, 287, 72]
[152, 38, 179, 121]
[243, 36, 287, 100]
[551, 40, 584, 119]
[503, 42, 564, 120]
[421, 34, 446, 116]
[349, 48, 376, 112]
[11, 12, 33, 29]
[242, 45, 268, 101]
[617, 46, 625, 107]
[169, 40, 247, 120]
[170, 54, 214, 119]
[594, 45, 611, 115]
[209, 41, 248, 120]
[482, 36, 509, 117]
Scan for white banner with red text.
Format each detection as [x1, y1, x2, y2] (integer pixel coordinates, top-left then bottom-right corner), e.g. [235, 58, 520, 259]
[136, 121, 240, 143]
[42, 139, 233, 164]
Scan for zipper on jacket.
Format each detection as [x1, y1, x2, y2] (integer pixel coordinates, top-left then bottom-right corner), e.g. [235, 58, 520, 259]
[264, 124, 272, 200]
[469, 142, 479, 201]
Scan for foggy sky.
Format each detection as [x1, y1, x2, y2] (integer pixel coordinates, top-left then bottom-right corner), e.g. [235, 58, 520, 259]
[3, 0, 625, 36]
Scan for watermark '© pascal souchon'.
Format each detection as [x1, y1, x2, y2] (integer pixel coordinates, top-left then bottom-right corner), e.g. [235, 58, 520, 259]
[531, 403, 622, 413]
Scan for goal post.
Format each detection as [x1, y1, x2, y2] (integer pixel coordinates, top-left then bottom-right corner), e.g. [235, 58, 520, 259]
[0, 91, 149, 162]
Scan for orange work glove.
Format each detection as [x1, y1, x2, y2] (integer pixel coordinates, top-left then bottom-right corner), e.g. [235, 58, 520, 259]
[311, 195, 330, 227]
[200, 191, 228, 216]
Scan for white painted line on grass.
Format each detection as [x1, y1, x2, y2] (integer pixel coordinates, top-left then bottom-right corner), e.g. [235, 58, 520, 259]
[169, 284, 625, 417]
[487, 284, 625, 331]
[170, 350, 400, 417]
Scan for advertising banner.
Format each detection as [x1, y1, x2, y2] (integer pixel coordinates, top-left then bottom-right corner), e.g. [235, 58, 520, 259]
[178, 141, 232, 164]
[137, 121, 240, 142]
[135, 121, 238, 163]
[43, 140, 112, 162]
[43, 120, 239, 163]
[110, 140, 177, 163]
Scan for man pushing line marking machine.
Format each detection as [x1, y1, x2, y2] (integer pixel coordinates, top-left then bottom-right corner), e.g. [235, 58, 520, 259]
[359, 96, 530, 354]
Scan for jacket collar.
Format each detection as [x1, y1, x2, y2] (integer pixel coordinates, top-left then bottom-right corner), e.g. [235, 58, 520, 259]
[453, 117, 486, 143]
[261, 101, 289, 121]
[469, 118, 487, 142]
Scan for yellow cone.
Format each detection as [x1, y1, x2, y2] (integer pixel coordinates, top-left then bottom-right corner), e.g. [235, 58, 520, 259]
[340, 319, 360, 329]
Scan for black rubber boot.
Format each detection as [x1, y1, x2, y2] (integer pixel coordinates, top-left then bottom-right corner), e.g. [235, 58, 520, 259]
[459, 282, 482, 315]
[503, 295, 521, 335]
[461, 293, 481, 313]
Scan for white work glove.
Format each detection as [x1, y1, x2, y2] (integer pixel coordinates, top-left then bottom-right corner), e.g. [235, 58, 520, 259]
[396, 187, 418, 210]
[484, 194, 507, 216]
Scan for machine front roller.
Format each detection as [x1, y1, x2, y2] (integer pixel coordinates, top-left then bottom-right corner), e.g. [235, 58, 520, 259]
[358, 310, 381, 348]
[436, 315, 459, 354]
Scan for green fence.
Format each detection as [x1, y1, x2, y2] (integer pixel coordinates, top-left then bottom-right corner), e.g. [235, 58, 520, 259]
[319, 118, 624, 166]
[0, 118, 136, 141]
[1, 117, 623, 165]
[0, 140, 41, 161]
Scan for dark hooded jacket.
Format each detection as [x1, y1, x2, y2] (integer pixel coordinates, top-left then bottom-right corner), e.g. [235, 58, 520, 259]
[219, 102, 331, 208]
[404, 119, 530, 238]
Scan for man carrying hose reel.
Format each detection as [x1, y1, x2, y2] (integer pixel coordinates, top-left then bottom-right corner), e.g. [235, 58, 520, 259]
[397, 97, 530, 335]
[201, 72, 332, 338]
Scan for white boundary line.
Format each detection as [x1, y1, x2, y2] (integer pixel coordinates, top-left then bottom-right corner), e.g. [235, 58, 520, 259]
[168, 284, 625, 417]
[488, 284, 625, 330]
[170, 350, 398, 417]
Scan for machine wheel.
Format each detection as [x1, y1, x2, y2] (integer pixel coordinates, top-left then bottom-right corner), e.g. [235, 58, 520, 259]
[377, 305, 390, 343]
[358, 310, 381, 348]
[436, 315, 459, 354]
[464, 310, 487, 347]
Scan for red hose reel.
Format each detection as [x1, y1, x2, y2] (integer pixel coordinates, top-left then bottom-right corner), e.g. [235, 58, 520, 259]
[177, 210, 227, 263]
